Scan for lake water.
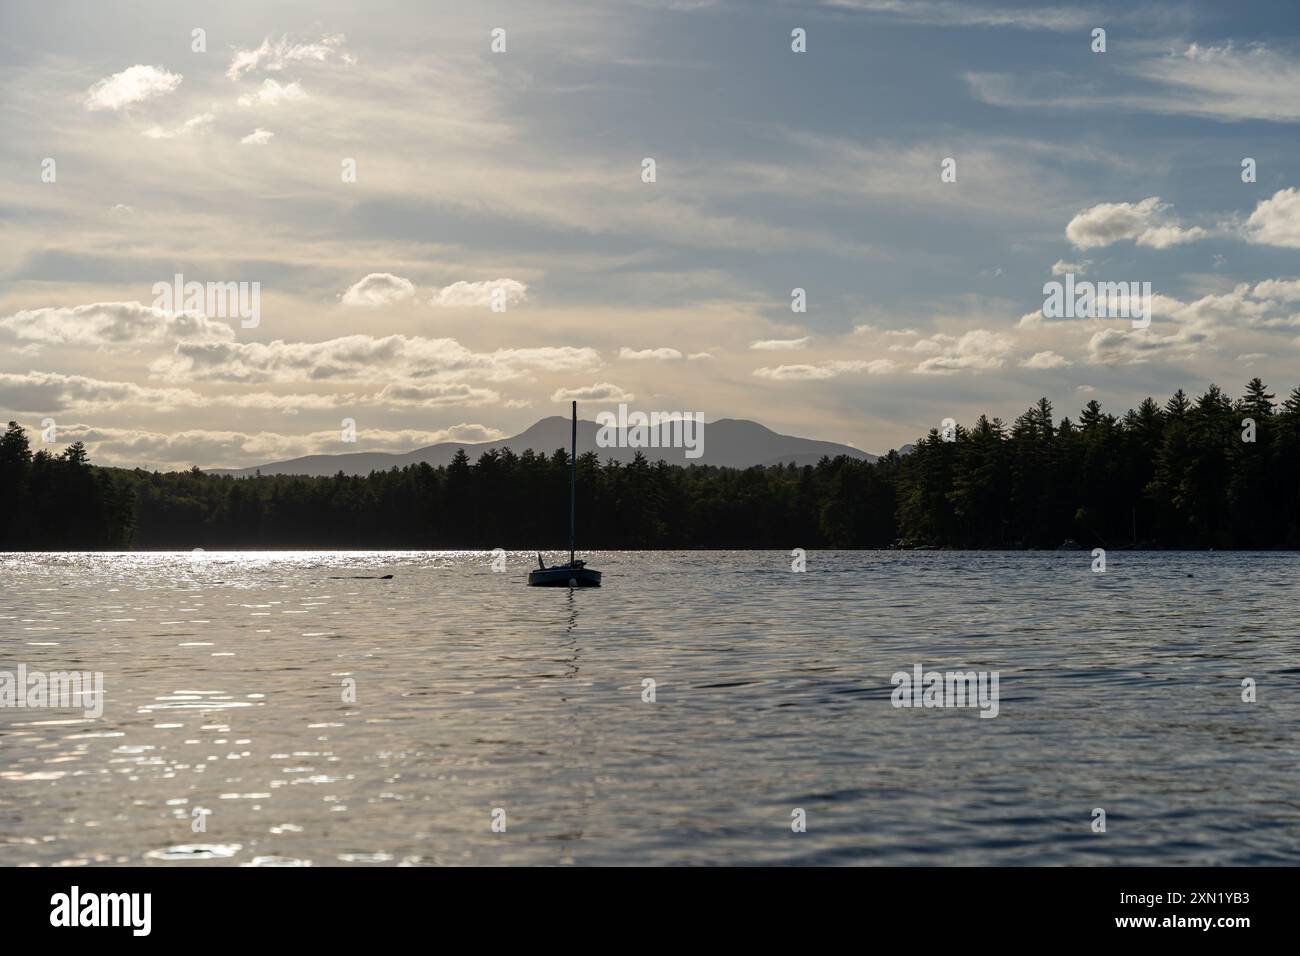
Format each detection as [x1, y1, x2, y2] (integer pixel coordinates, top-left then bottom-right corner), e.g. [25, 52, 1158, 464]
[2, 550, 1297, 866]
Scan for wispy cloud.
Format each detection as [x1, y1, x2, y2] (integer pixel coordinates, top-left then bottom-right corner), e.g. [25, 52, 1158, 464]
[227, 34, 354, 80]
[967, 43, 1300, 123]
[822, 0, 1097, 32]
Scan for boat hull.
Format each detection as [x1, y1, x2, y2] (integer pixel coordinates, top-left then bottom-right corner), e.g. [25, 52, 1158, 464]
[528, 566, 602, 587]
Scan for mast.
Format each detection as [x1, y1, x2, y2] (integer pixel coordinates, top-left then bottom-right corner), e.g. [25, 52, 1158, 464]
[569, 400, 577, 565]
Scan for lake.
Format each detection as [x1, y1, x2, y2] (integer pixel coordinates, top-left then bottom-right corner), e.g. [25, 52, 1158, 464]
[1, 550, 1297, 866]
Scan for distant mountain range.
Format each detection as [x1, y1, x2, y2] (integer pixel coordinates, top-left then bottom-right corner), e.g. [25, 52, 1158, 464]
[208, 416, 911, 477]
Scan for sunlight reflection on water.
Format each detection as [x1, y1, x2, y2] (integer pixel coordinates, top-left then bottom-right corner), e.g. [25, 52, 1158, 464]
[1, 550, 1298, 865]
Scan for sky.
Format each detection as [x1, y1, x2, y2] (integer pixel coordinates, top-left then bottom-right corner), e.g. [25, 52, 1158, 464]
[2, 0, 1300, 470]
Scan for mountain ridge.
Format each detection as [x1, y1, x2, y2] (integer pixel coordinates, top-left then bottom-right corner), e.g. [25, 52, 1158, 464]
[206, 416, 907, 477]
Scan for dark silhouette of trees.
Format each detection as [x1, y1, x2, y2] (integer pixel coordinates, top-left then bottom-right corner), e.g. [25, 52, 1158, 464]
[0, 427, 134, 549]
[2, 380, 1300, 551]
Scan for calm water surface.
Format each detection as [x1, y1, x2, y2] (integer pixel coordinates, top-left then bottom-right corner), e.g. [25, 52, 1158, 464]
[2, 550, 1298, 866]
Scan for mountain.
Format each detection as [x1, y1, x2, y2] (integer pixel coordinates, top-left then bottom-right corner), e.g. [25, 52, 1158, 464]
[206, 416, 889, 477]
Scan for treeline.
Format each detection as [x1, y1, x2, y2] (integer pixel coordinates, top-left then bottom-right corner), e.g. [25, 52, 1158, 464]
[3, 378, 1300, 550]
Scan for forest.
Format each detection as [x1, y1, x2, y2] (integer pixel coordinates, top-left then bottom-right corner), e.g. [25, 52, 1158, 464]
[3, 378, 1299, 551]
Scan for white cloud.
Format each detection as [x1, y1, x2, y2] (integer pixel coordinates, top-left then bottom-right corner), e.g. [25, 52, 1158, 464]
[913, 330, 1014, 374]
[822, 0, 1092, 32]
[1251, 278, 1300, 300]
[1051, 259, 1091, 276]
[1086, 325, 1208, 365]
[150, 334, 600, 384]
[372, 382, 500, 407]
[434, 423, 507, 444]
[1081, 289, 1249, 365]
[430, 279, 528, 308]
[143, 112, 215, 140]
[341, 273, 417, 307]
[1136, 43, 1300, 124]
[753, 359, 895, 380]
[238, 79, 307, 107]
[340, 275, 527, 309]
[1066, 197, 1206, 250]
[240, 128, 275, 146]
[551, 383, 634, 402]
[1020, 350, 1072, 369]
[1165, 284, 1297, 331]
[0, 371, 201, 413]
[0, 371, 422, 414]
[1244, 188, 1300, 248]
[967, 44, 1300, 124]
[750, 337, 811, 350]
[0, 302, 235, 348]
[227, 34, 353, 80]
[889, 337, 944, 354]
[84, 65, 182, 111]
[619, 347, 683, 360]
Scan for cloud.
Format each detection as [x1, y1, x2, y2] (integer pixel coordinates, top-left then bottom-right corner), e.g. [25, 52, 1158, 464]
[861, 326, 920, 336]
[341, 273, 417, 307]
[1020, 350, 1072, 369]
[750, 337, 811, 350]
[1168, 283, 1300, 331]
[1065, 197, 1206, 250]
[0, 371, 389, 414]
[619, 347, 683, 360]
[1051, 259, 1091, 276]
[340, 275, 527, 309]
[150, 334, 600, 384]
[912, 330, 1014, 374]
[434, 423, 507, 444]
[1086, 325, 1208, 365]
[550, 383, 634, 402]
[1081, 289, 1251, 365]
[238, 79, 307, 108]
[1244, 188, 1300, 248]
[0, 302, 235, 348]
[966, 44, 1300, 124]
[822, 0, 1093, 32]
[1136, 43, 1300, 124]
[84, 65, 182, 111]
[1251, 277, 1300, 300]
[753, 359, 895, 380]
[143, 112, 215, 140]
[372, 382, 500, 407]
[0, 371, 202, 413]
[227, 34, 353, 80]
[430, 279, 528, 308]
[240, 128, 275, 146]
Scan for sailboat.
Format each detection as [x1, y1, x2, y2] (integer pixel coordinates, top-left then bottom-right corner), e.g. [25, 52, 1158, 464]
[528, 401, 602, 587]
